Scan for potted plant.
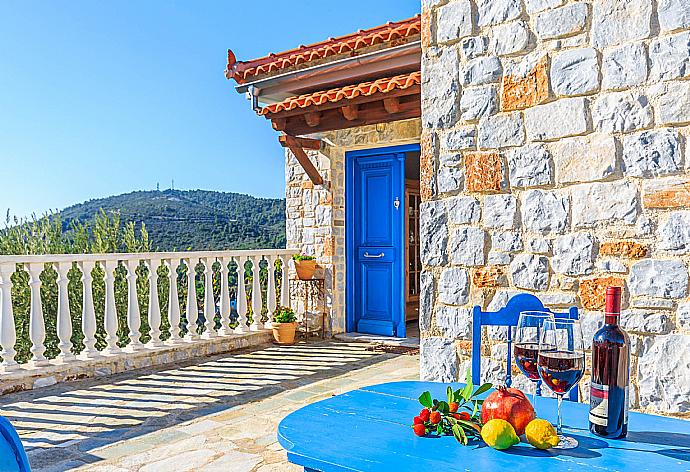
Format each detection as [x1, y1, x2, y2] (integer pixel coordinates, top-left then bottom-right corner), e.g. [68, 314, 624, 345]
[272, 306, 298, 345]
[292, 253, 317, 280]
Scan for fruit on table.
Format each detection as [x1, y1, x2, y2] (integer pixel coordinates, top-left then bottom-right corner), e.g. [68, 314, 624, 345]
[429, 411, 442, 424]
[413, 424, 426, 437]
[419, 408, 430, 422]
[481, 419, 520, 450]
[525, 419, 560, 450]
[413, 416, 424, 425]
[481, 386, 536, 436]
[449, 401, 459, 413]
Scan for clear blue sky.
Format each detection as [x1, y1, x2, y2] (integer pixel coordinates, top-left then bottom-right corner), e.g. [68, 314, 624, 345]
[0, 0, 419, 220]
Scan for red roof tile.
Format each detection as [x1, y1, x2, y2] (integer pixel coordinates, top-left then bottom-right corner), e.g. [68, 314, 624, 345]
[227, 15, 421, 84]
[259, 71, 421, 116]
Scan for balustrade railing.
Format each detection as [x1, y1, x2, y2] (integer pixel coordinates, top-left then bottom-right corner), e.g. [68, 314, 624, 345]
[0, 249, 294, 372]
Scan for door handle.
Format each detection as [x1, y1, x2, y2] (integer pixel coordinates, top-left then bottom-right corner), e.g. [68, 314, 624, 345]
[363, 251, 385, 259]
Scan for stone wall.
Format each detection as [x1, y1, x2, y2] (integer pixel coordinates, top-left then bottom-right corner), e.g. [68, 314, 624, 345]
[285, 119, 421, 334]
[419, 0, 690, 415]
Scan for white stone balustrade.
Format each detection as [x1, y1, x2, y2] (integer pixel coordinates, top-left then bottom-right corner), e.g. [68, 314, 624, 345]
[0, 249, 293, 375]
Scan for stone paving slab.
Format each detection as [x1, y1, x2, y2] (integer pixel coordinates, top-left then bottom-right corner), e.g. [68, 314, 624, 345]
[0, 341, 419, 471]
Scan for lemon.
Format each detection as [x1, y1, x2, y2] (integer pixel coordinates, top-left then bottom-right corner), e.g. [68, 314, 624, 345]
[481, 419, 520, 450]
[525, 419, 560, 450]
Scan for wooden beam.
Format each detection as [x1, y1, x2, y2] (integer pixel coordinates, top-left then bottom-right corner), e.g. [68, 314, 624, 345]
[283, 135, 324, 186]
[278, 135, 322, 151]
[305, 112, 321, 127]
[272, 117, 286, 131]
[264, 85, 421, 120]
[281, 94, 421, 136]
[383, 97, 400, 114]
[341, 104, 359, 121]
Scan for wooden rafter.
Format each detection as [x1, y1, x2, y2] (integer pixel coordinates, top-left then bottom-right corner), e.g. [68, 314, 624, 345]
[282, 134, 324, 186]
[383, 97, 400, 114]
[278, 135, 322, 150]
[341, 105, 359, 121]
[266, 84, 420, 136]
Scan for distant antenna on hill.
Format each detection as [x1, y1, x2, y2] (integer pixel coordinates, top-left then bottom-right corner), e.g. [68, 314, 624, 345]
[156, 182, 160, 192]
[171, 179, 175, 190]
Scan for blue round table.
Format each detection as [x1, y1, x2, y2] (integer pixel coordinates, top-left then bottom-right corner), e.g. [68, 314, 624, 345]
[278, 381, 690, 471]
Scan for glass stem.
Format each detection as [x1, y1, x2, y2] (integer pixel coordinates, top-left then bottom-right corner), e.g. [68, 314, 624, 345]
[532, 384, 538, 415]
[557, 394, 563, 435]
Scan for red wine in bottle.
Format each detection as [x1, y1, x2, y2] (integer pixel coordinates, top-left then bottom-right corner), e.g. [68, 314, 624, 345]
[589, 286, 630, 438]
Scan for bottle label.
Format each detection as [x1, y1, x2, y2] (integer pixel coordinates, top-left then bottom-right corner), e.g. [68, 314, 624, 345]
[589, 382, 609, 426]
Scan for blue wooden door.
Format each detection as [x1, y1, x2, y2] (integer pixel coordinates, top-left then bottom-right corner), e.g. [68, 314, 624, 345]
[347, 146, 412, 337]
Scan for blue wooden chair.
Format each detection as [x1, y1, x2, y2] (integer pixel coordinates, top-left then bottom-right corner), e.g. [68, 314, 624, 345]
[0, 416, 30, 471]
[471, 293, 579, 402]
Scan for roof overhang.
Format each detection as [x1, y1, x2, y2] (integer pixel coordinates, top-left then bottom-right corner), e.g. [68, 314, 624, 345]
[234, 40, 421, 106]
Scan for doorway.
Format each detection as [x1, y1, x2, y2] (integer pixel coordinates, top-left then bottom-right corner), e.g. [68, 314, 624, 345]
[345, 143, 420, 338]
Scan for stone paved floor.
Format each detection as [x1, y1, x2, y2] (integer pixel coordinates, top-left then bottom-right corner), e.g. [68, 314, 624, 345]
[0, 341, 419, 472]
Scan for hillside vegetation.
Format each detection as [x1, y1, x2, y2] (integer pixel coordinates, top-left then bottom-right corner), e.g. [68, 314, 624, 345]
[59, 189, 286, 251]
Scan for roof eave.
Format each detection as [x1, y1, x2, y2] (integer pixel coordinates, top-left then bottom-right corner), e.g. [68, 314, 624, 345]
[233, 40, 421, 107]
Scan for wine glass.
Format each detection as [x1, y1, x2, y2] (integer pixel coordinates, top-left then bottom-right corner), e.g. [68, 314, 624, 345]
[537, 318, 585, 449]
[514, 311, 555, 413]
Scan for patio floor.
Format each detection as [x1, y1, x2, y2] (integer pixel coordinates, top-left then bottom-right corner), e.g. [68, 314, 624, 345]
[0, 340, 420, 472]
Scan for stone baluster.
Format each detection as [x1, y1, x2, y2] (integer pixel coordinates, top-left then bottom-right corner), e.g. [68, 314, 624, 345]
[146, 258, 163, 347]
[250, 256, 263, 331]
[218, 257, 232, 335]
[79, 261, 99, 358]
[202, 257, 217, 338]
[125, 260, 143, 350]
[280, 254, 290, 308]
[0, 263, 18, 371]
[102, 260, 120, 354]
[265, 256, 277, 329]
[27, 263, 48, 366]
[55, 262, 74, 361]
[184, 258, 199, 340]
[235, 257, 248, 334]
[165, 259, 181, 343]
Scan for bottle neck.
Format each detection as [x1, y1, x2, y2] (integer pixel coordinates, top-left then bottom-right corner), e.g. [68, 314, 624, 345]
[605, 312, 620, 325]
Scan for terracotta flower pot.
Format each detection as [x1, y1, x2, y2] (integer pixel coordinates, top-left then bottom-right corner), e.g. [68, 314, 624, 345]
[272, 322, 298, 345]
[294, 259, 317, 280]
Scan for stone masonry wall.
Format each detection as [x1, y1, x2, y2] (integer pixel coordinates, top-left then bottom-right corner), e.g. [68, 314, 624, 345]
[419, 0, 690, 416]
[285, 119, 421, 335]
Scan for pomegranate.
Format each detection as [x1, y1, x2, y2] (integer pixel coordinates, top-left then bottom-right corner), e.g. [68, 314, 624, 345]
[481, 386, 535, 436]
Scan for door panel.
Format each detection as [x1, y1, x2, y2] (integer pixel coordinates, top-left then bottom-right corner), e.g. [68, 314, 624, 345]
[348, 151, 405, 337]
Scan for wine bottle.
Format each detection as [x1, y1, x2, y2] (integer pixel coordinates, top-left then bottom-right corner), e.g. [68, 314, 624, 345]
[589, 286, 630, 438]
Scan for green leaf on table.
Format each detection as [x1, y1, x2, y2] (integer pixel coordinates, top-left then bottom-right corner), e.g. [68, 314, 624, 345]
[465, 368, 473, 389]
[436, 424, 444, 435]
[472, 383, 493, 398]
[447, 386, 453, 404]
[452, 424, 468, 445]
[460, 383, 473, 401]
[471, 400, 479, 418]
[419, 391, 432, 408]
[437, 401, 450, 415]
[454, 388, 463, 402]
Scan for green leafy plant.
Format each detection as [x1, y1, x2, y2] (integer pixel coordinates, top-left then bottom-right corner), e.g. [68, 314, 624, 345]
[412, 369, 492, 445]
[272, 306, 297, 323]
[292, 253, 315, 261]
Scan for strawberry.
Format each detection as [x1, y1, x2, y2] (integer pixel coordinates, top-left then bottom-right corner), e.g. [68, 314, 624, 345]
[419, 408, 430, 422]
[429, 411, 442, 425]
[413, 416, 424, 425]
[413, 424, 426, 437]
[449, 401, 459, 413]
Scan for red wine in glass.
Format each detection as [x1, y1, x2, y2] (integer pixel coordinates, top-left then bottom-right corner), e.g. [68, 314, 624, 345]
[537, 351, 585, 394]
[514, 343, 540, 380]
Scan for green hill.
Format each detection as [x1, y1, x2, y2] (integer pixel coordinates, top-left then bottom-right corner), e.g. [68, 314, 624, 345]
[59, 189, 286, 251]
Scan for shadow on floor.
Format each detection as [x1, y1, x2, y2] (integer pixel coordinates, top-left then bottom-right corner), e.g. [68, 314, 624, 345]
[0, 340, 403, 470]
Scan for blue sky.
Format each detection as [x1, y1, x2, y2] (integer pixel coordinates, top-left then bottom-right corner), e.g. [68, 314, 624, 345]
[0, 0, 419, 220]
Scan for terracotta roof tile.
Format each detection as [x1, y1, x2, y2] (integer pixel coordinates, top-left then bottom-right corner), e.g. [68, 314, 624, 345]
[227, 15, 421, 84]
[259, 71, 421, 116]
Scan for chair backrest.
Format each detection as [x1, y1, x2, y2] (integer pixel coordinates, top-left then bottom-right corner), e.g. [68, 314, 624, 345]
[0, 416, 30, 472]
[471, 293, 579, 402]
